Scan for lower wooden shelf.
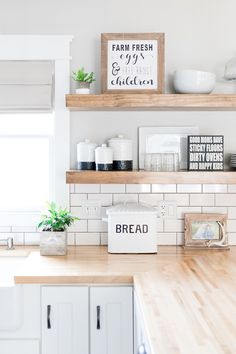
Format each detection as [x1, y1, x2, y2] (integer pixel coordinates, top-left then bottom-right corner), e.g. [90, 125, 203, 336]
[66, 170, 236, 184]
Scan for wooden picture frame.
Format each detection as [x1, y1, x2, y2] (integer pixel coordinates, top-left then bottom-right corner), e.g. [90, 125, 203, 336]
[184, 213, 229, 249]
[101, 33, 165, 94]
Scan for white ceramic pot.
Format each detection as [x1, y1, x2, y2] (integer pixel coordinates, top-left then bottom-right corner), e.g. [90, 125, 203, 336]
[95, 144, 113, 171]
[173, 70, 216, 94]
[40, 231, 67, 256]
[104, 203, 157, 254]
[108, 134, 133, 171]
[77, 139, 97, 170]
[75, 81, 91, 94]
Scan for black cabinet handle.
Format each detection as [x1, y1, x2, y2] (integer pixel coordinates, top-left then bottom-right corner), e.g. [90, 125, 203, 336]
[47, 305, 51, 329]
[96, 305, 100, 330]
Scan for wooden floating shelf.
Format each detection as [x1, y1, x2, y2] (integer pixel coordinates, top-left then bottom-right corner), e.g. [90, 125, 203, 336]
[66, 170, 236, 184]
[66, 94, 236, 110]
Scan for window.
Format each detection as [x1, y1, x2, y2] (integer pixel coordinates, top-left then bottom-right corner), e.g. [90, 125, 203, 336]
[0, 113, 54, 212]
[0, 35, 72, 225]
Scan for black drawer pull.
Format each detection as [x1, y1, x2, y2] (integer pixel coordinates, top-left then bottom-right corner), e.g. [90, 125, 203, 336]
[47, 305, 51, 329]
[96, 305, 100, 330]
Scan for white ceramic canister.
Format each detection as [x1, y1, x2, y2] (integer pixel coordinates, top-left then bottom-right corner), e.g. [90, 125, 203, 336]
[77, 139, 97, 170]
[95, 144, 113, 171]
[108, 134, 133, 171]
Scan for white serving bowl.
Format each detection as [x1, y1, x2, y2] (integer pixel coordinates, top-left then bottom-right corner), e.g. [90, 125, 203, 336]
[173, 69, 216, 94]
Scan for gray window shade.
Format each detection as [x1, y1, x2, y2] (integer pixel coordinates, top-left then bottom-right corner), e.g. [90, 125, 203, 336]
[0, 61, 53, 110]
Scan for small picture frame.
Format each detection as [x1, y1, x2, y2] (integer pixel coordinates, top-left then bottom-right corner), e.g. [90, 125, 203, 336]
[184, 213, 229, 249]
[101, 33, 165, 94]
[187, 135, 224, 171]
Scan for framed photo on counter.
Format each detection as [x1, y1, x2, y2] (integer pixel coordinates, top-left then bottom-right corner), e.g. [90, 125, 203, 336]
[101, 33, 165, 94]
[184, 213, 229, 249]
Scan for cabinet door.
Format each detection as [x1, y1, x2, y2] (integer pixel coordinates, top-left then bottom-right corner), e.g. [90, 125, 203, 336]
[41, 286, 89, 354]
[90, 286, 133, 354]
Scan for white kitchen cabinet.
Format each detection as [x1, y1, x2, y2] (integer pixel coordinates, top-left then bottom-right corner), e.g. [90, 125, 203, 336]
[41, 286, 89, 354]
[0, 340, 39, 354]
[90, 286, 133, 354]
[134, 291, 152, 354]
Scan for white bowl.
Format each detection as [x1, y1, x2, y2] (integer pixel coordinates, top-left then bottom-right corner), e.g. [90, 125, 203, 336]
[173, 70, 216, 94]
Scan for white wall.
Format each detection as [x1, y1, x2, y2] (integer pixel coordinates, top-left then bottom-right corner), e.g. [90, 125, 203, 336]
[1, 0, 236, 167]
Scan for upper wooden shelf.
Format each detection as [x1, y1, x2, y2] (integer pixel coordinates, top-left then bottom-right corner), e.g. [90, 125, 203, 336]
[66, 94, 236, 110]
[66, 170, 236, 184]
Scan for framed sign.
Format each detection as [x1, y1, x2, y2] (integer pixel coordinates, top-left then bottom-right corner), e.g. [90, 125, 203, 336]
[187, 135, 224, 171]
[184, 213, 228, 249]
[101, 33, 165, 94]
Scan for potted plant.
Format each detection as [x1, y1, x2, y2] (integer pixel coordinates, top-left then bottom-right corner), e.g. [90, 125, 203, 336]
[38, 202, 79, 256]
[72, 67, 95, 94]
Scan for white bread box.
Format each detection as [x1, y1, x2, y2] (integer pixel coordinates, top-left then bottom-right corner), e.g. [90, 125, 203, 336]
[105, 203, 157, 254]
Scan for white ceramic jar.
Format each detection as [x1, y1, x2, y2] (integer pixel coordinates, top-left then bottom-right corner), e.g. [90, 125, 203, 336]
[108, 134, 133, 170]
[76, 139, 97, 170]
[95, 144, 113, 171]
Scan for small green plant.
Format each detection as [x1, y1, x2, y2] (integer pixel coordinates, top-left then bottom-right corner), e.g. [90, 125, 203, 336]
[72, 67, 95, 83]
[38, 202, 79, 232]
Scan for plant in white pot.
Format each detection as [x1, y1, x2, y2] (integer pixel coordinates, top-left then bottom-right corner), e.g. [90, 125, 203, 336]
[38, 202, 79, 256]
[72, 67, 95, 94]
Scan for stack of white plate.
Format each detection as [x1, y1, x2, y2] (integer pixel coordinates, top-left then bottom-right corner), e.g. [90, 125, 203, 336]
[230, 154, 236, 168]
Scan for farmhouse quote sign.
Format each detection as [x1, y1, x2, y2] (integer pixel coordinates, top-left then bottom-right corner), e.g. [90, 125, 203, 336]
[187, 135, 224, 171]
[101, 33, 165, 93]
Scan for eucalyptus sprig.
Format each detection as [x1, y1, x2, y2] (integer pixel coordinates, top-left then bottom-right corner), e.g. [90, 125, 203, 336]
[72, 67, 95, 83]
[38, 202, 79, 232]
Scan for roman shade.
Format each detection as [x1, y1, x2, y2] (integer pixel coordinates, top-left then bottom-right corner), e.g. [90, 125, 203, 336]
[0, 60, 53, 110]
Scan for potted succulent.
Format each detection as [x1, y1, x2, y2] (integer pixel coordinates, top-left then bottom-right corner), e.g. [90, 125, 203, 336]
[38, 202, 79, 256]
[72, 67, 95, 94]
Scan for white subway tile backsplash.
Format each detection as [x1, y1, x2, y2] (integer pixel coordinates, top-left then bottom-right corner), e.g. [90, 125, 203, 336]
[165, 194, 189, 206]
[70, 207, 83, 218]
[12, 233, 24, 245]
[70, 194, 87, 206]
[75, 233, 100, 245]
[25, 233, 40, 245]
[139, 194, 163, 206]
[88, 220, 107, 232]
[75, 184, 100, 193]
[157, 233, 176, 245]
[113, 194, 138, 204]
[101, 184, 125, 193]
[228, 185, 236, 193]
[227, 220, 236, 232]
[4, 183, 236, 247]
[177, 207, 201, 219]
[156, 219, 164, 232]
[0, 226, 11, 232]
[202, 207, 227, 214]
[177, 184, 202, 193]
[228, 207, 236, 219]
[152, 184, 176, 193]
[68, 220, 87, 232]
[203, 184, 227, 193]
[12, 226, 37, 233]
[228, 233, 236, 245]
[190, 194, 214, 206]
[88, 194, 112, 206]
[101, 233, 108, 245]
[164, 220, 184, 232]
[67, 233, 75, 245]
[176, 233, 184, 245]
[216, 194, 236, 206]
[126, 184, 151, 193]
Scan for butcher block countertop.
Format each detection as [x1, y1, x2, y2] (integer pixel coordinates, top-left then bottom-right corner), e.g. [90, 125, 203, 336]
[8, 246, 236, 354]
